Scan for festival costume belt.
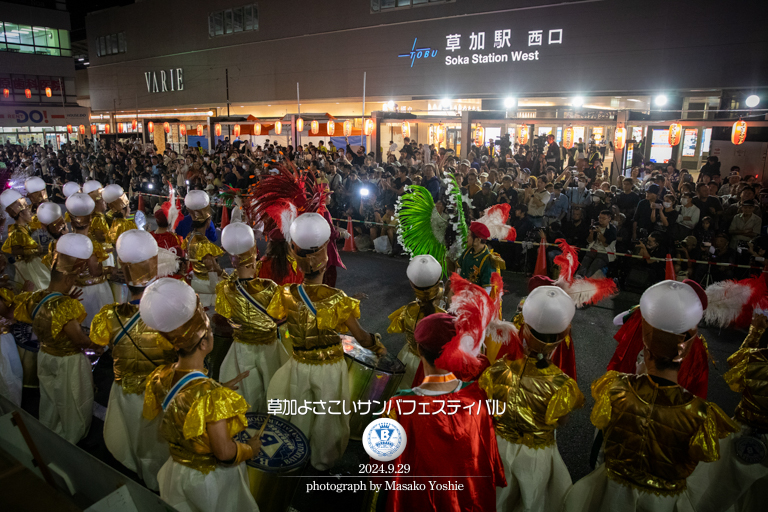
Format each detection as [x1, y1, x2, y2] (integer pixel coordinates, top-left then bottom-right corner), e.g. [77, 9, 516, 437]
[292, 343, 344, 365]
[76, 274, 108, 287]
[495, 426, 556, 449]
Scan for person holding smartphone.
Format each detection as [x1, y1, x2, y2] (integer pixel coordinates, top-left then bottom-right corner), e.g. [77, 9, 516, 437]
[632, 184, 662, 240]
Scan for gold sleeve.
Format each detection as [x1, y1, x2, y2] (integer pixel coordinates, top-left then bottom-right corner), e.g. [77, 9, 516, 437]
[316, 294, 361, 333]
[89, 305, 118, 347]
[724, 351, 749, 393]
[545, 378, 585, 425]
[590, 371, 619, 430]
[214, 279, 234, 320]
[29, 216, 42, 231]
[0, 288, 15, 308]
[266, 288, 287, 321]
[689, 403, 740, 463]
[2, 229, 39, 255]
[182, 386, 249, 440]
[51, 298, 87, 339]
[387, 305, 407, 334]
[194, 239, 225, 261]
[91, 239, 109, 263]
[142, 367, 165, 420]
[13, 292, 35, 325]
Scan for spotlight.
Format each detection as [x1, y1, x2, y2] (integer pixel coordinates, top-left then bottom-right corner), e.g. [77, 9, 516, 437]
[746, 95, 760, 108]
[654, 95, 668, 106]
[504, 97, 517, 108]
[571, 97, 584, 108]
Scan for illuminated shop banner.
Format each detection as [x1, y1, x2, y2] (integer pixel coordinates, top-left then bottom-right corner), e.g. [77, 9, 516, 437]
[400, 29, 564, 68]
[0, 106, 89, 127]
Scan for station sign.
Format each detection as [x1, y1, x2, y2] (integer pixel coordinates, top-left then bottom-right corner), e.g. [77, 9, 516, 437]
[0, 106, 89, 127]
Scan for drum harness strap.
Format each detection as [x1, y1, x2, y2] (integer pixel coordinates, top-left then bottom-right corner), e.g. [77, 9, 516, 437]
[162, 371, 208, 411]
[233, 279, 284, 374]
[113, 305, 160, 367]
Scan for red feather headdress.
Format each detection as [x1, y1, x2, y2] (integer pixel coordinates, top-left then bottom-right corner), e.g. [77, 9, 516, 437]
[704, 267, 768, 329]
[552, 239, 617, 307]
[476, 204, 517, 241]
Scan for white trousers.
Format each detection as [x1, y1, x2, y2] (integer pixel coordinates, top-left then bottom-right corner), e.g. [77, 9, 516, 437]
[37, 351, 93, 444]
[219, 340, 286, 414]
[81, 281, 114, 328]
[0, 333, 22, 405]
[396, 345, 420, 389]
[13, 257, 51, 291]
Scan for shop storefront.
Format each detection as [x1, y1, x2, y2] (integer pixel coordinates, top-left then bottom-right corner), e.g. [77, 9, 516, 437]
[0, 105, 88, 148]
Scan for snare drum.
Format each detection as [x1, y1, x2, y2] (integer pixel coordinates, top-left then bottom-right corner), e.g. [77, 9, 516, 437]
[234, 412, 310, 512]
[342, 336, 405, 440]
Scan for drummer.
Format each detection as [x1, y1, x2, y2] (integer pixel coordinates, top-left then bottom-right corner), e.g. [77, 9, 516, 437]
[24, 176, 51, 247]
[14, 233, 102, 444]
[266, 212, 386, 471]
[36, 202, 68, 268]
[217, 222, 283, 413]
[83, 180, 111, 244]
[388, 255, 445, 389]
[0, 254, 22, 406]
[141, 278, 260, 512]
[102, 184, 138, 303]
[1, 189, 50, 291]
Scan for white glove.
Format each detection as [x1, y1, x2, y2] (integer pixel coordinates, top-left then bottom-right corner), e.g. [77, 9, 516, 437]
[338, 228, 350, 239]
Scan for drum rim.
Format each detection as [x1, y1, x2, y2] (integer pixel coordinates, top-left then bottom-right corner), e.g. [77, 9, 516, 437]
[344, 351, 406, 373]
[240, 412, 310, 472]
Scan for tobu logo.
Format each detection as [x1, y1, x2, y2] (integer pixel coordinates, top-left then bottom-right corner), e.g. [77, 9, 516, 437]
[363, 418, 407, 461]
[398, 38, 438, 68]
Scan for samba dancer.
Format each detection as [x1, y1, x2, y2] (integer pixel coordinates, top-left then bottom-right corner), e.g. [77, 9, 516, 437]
[563, 280, 739, 512]
[480, 286, 584, 512]
[36, 202, 68, 268]
[90, 229, 177, 491]
[217, 222, 284, 413]
[102, 184, 139, 303]
[266, 213, 385, 470]
[388, 254, 445, 389]
[454, 222, 496, 291]
[0, 254, 22, 406]
[142, 278, 260, 512]
[14, 233, 101, 443]
[83, 180, 111, 244]
[1, 189, 50, 290]
[24, 176, 51, 247]
[65, 192, 114, 327]
[182, 190, 224, 310]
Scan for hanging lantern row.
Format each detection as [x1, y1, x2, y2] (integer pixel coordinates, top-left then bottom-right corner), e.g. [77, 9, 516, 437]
[614, 124, 626, 151]
[363, 118, 374, 136]
[2, 89, 8, 98]
[197, 124, 204, 136]
[518, 124, 530, 145]
[296, 117, 304, 132]
[732, 119, 747, 145]
[668, 123, 682, 146]
[45, 87, 52, 97]
[131, 119, 138, 131]
[215, 124, 222, 137]
[79, 125, 85, 135]
[343, 120, 352, 137]
[233, 124, 241, 137]
[563, 126, 575, 149]
[473, 125, 483, 146]
[179, 125, 186, 136]
[117, 123, 123, 133]
[90, 124, 98, 135]
[254, 123, 261, 136]
[311, 120, 319, 135]
[25, 89, 31, 99]
[148, 121, 154, 133]
[104, 124, 110, 134]
[275, 121, 282, 135]
[162, 122, 169, 134]
[402, 121, 410, 139]
[327, 120, 335, 136]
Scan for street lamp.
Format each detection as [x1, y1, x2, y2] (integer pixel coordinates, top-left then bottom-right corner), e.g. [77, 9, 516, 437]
[654, 95, 668, 106]
[745, 95, 760, 108]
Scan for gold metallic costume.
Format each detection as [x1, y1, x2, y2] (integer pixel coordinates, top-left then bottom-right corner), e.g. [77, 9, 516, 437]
[480, 355, 584, 449]
[183, 233, 224, 280]
[266, 283, 359, 364]
[143, 365, 249, 474]
[29, 215, 43, 231]
[108, 216, 138, 244]
[591, 371, 738, 495]
[215, 275, 279, 346]
[90, 303, 176, 394]
[724, 322, 768, 429]
[387, 284, 444, 357]
[90, 213, 111, 244]
[15, 291, 86, 356]
[75, 235, 110, 287]
[2, 224, 39, 261]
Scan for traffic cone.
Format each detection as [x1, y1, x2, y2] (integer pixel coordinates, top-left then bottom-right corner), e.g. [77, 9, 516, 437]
[137, 193, 145, 214]
[665, 253, 675, 280]
[343, 217, 357, 252]
[534, 237, 548, 276]
[220, 205, 230, 229]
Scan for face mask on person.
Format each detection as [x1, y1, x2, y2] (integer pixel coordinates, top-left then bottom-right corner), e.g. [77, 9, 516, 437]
[663, 202, 672, 208]
[578, 182, 586, 190]
[592, 196, 601, 203]
[611, 220, 619, 227]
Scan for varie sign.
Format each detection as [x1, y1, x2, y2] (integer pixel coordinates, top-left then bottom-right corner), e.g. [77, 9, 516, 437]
[0, 106, 89, 127]
[145, 68, 184, 93]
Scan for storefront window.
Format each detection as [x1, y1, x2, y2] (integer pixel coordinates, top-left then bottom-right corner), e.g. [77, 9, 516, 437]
[0, 23, 70, 56]
[94, 31, 126, 57]
[209, 4, 259, 37]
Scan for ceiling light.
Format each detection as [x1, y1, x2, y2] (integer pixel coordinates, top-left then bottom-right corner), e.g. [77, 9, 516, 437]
[387, 100, 395, 109]
[504, 97, 516, 108]
[571, 97, 584, 107]
[745, 95, 760, 108]
[654, 95, 668, 106]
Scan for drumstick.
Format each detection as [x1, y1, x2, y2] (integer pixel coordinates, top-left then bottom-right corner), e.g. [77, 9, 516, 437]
[256, 415, 271, 439]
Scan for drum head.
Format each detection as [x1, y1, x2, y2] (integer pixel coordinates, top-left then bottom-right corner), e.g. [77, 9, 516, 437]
[235, 413, 310, 472]
[342, 335, 405, 373]
[12, 322, 39, 353]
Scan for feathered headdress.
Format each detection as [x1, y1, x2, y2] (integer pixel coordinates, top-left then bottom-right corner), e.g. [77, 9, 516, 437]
[704, 267, 768, 329]
[439, 272, 519, 378]
[476, 204, 517, 242]
[247, 165, 327, 242]
[396, 174, 467, 275]
[160, 185, 182, 233]
[551, 239, 617, 307]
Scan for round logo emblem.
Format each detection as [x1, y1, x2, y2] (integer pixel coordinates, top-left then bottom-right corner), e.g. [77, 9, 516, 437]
[363, 418, 407, 462]
[735, 435, 767, 465]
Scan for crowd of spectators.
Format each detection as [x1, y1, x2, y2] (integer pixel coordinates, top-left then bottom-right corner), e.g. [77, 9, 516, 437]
[2, 133, 766, 291]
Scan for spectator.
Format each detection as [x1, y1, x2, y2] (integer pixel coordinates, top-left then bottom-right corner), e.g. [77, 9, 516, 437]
[634, 230, 667, 282]
[693, 182, 723, 229]
[653, 193, 679, 235]
[422, 164, 441, 202]
[729, 199, 761, 249]
[633, 183, 661, 240]
[586, 189, 609, 223]
[545, 134, 561, 170]
[544, 183, 569, 225]
[565, 175, 591, 214]
[562, 207, 590, 247]
[694, 232, 735, 283]
[496, 175, 519, 208]
[576, 209, 617, 278]
[698, 155, 721, 181]
[513, 204, 534, 242]
[473, 182, 497, 218]
[615, 177, 640, 219]
[676, 192, 700, 239]
[527, 176, 551, 228]
[718, 169, 741, 197]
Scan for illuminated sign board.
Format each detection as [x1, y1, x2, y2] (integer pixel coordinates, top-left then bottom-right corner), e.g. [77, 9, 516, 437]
[444, 29, 562, 66]
[145, 68, 184, 93]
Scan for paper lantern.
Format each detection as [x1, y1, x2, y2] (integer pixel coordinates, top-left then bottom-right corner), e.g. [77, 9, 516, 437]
[563, 127, 575, 149]
[45, 87, 52, 97]
[66, 125, 72, 134]
[296, 118, 304, 132]
[732, 119, 747, 145]
[25, 89, 31, 99]
[327, 120, 335, 136]
[131, 119, 137, 131]
[215, 124, 221, 137]
[363, 118, 374, 136]
[2, 89, 8, 98]
[253, 123, 261, 136]
[197, 124, 204, 136]
[78, 125, 85, 135]
[104, 124, 110, 134]
[668, 123, 682, 146]
[402, 121, 410, 139]
[343, 120, 352, 137]
[117, 123, 123, 133]
[518, 124, 529, 145]
[91, 124, 98, 135]
[148, 121, 154, 133]
[233, 124, 241, 137]
[275, 121, 282, 135]
[179, 124, 186, 136]
[614, 125, 626, 151]
[473, 125, 484, 146]
[163, 122, 170, 134]
[310, 120, 319, 135]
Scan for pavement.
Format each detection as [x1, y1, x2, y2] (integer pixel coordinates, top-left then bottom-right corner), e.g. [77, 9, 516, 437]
[17, 239, 746, 512]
